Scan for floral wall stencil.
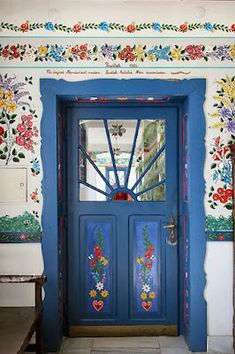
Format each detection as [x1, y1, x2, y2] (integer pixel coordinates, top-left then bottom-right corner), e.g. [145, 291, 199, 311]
[0, 43, 235, 63]
[0, 74, 38, 165]
[0, 20, 235, 34]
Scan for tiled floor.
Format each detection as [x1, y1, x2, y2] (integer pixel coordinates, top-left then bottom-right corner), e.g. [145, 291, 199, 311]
[59, 336, 208, 354]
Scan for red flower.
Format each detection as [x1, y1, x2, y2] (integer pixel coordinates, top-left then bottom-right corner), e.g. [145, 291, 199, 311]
[73, 23, 82, 33]
[93, 246, 101, 252]
[2, 49, 9, 57]
[16, 136, 25, 146]
[231, 24, 235, 31]
[180, 24, 188, 32]
[225, 189, 233, 197]
[21, 115, 27, 122]
[147, 246, 155, 252]
[217, 187, 224, 195]
[24, 130, 33, 138]
[10, 45, 17, 52]
[219, 195, 227, 203]
[71, 46, 79, 55]
[20, 22, 29, 32]
[80, 52, 86, 60]
[0, 127, 4, 135]
[212, 193, 219, 201]
[185, 45, 203, 60]
[126, 24, 136, 33]
[124, 45, 133, 53]
[126, 53, 135, 61]
[0, 136, 3, 145]
[26, 121, 33, 128]
[17, 124, 26, 133]
[144, 252, 151, 258]
[218, 234, 225, 241]
[13, 51, 20, 59]
[80, 44, 87, 52]
[95, 252, 101, 259]
[118, 52, 126, 60]
[90, 260, 97, 267]
[146, 261, 152, 268]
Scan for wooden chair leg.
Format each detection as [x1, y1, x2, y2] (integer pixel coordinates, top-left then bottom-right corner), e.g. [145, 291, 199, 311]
[35, 314, 42, 354]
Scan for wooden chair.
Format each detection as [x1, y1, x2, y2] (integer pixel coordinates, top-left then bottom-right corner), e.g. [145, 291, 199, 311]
[0, 275, 46, 354]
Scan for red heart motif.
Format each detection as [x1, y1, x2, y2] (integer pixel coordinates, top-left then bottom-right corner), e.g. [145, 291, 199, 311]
[142, 301, 152, 311]
[92, 300, 104, 312]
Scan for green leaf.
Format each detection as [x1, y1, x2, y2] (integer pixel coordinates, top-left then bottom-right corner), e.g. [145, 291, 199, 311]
[12, 148, 17, 156]
[225, 203, 233, 210]
[18, 153, 25, 158]
[13, 157, 20, 162]
[211, 163, 217, 169]
[0, 154, 6, 160]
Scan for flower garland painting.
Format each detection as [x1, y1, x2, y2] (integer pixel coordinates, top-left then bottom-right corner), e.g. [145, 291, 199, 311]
[88, 227, 109, 312]
[0, 21, 235, 34]
[1, 43, 235, 63]
[0, 74, 38, 165]
[136, 225, 157, 312]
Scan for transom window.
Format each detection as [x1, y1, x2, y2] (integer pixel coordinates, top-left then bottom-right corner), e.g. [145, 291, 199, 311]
[79, 119, 165, 201]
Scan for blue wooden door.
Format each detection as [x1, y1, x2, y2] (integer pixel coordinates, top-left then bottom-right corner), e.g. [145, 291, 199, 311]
[67, 105, 178, 335]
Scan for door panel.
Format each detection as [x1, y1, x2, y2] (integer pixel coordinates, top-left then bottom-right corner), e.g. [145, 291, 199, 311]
[67, 105, 178, 334]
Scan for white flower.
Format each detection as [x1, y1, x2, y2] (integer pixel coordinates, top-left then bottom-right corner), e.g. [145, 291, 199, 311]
[150, 255, 156, 261]
[88, 254, 94, 260]
[96, 282, 104, 291]
[142, 284, 150, 293]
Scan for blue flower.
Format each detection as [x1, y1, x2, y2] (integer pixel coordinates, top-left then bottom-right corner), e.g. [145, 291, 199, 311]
[44, 22, 54, 31]
[155, 46, 171, 61]
[220, 106, 232, 120]
[152, 22, 161, 31]
[99, 22, 109, 31]
[204, 22, 213, 31]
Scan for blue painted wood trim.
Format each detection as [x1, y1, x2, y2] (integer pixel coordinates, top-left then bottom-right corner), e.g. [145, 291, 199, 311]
[40, 82, 61, 352]
[40, 78, 207, 352]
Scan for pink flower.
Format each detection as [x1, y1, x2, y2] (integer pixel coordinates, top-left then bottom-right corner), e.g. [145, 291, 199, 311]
[73, 23, 82, 32]
[79, 44, 87, 52]
[17, 123, 26, 133]
[185, 45, 204, 60]
[24, 130, 33, 138]
[126, 23, 136, 33]
[16, 136, 25, 146]
[27, 114, 33, 120]
[26, 121, 33, 127]
[21, 115, 28, 122]
[19, 234, 26, 240]
[180, 23, 188, 32]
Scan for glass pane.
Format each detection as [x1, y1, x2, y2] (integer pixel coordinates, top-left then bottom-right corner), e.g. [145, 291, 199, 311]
[79, 120, 112, 201]
[137, 184, 165, 201]
[107, 120, 137, 187]
[130, 120, 166, 201]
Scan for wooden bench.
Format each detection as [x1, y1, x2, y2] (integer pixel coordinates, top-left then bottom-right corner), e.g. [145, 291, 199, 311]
[0, 275, 46, 354]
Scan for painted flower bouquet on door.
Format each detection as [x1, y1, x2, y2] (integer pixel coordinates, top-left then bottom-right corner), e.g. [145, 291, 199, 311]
[88, 228, 109, 312]
[136, 225, 156, 312]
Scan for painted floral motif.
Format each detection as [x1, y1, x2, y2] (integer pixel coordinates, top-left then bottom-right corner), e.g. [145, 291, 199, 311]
[30, 188, 40, 203]
[136, 225, 156, 312]
[206, 215, 233, 241]
[0, 21, 235, 33]
[1, 43, 235, 63]
[30, 158, 40, 176]
[88, 228, 109, 311]
[0, 74, 38, 164]
[210, 76, 235, 132]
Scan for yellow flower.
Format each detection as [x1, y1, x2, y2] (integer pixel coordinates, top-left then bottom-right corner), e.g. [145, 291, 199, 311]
[141, 292, 147, 300]
[0, 90, 4, 99]
[38, 45, 48, 56]
[100, 256, 108, 265]
[0, 99, 7, 109]
[89, 289, 97, 298]
[209, 122, 226, 129]
[4, 90, 14, 100]
[6, 101, 17, 113]
[134, 45, 145, 61]
[171, 48, 182, 61]
[147, 54, 155, 61]
[101, 290, 109, 298]
[137, 257, 144, 264]
[217, 76, 235, 100]
[230, 45, 235, 57]
[149, 291, 155, 299]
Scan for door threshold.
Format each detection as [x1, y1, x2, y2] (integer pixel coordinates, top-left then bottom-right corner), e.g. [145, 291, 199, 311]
[69, 325, 178, 337]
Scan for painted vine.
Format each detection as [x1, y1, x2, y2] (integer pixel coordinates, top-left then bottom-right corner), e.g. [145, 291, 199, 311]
[0, 21, 235, 33]
[1, 43, 235, 63]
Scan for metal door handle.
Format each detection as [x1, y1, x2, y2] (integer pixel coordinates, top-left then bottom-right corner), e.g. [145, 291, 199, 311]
[163, 217, 176, 244]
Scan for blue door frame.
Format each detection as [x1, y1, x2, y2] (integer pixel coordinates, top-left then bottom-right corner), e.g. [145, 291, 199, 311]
[40, 78, 206, 352]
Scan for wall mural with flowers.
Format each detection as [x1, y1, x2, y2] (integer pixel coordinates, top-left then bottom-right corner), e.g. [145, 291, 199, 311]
[206, 75, 235, 241]
[0, 20, 235, 34]
[0, 43, 235, 63]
